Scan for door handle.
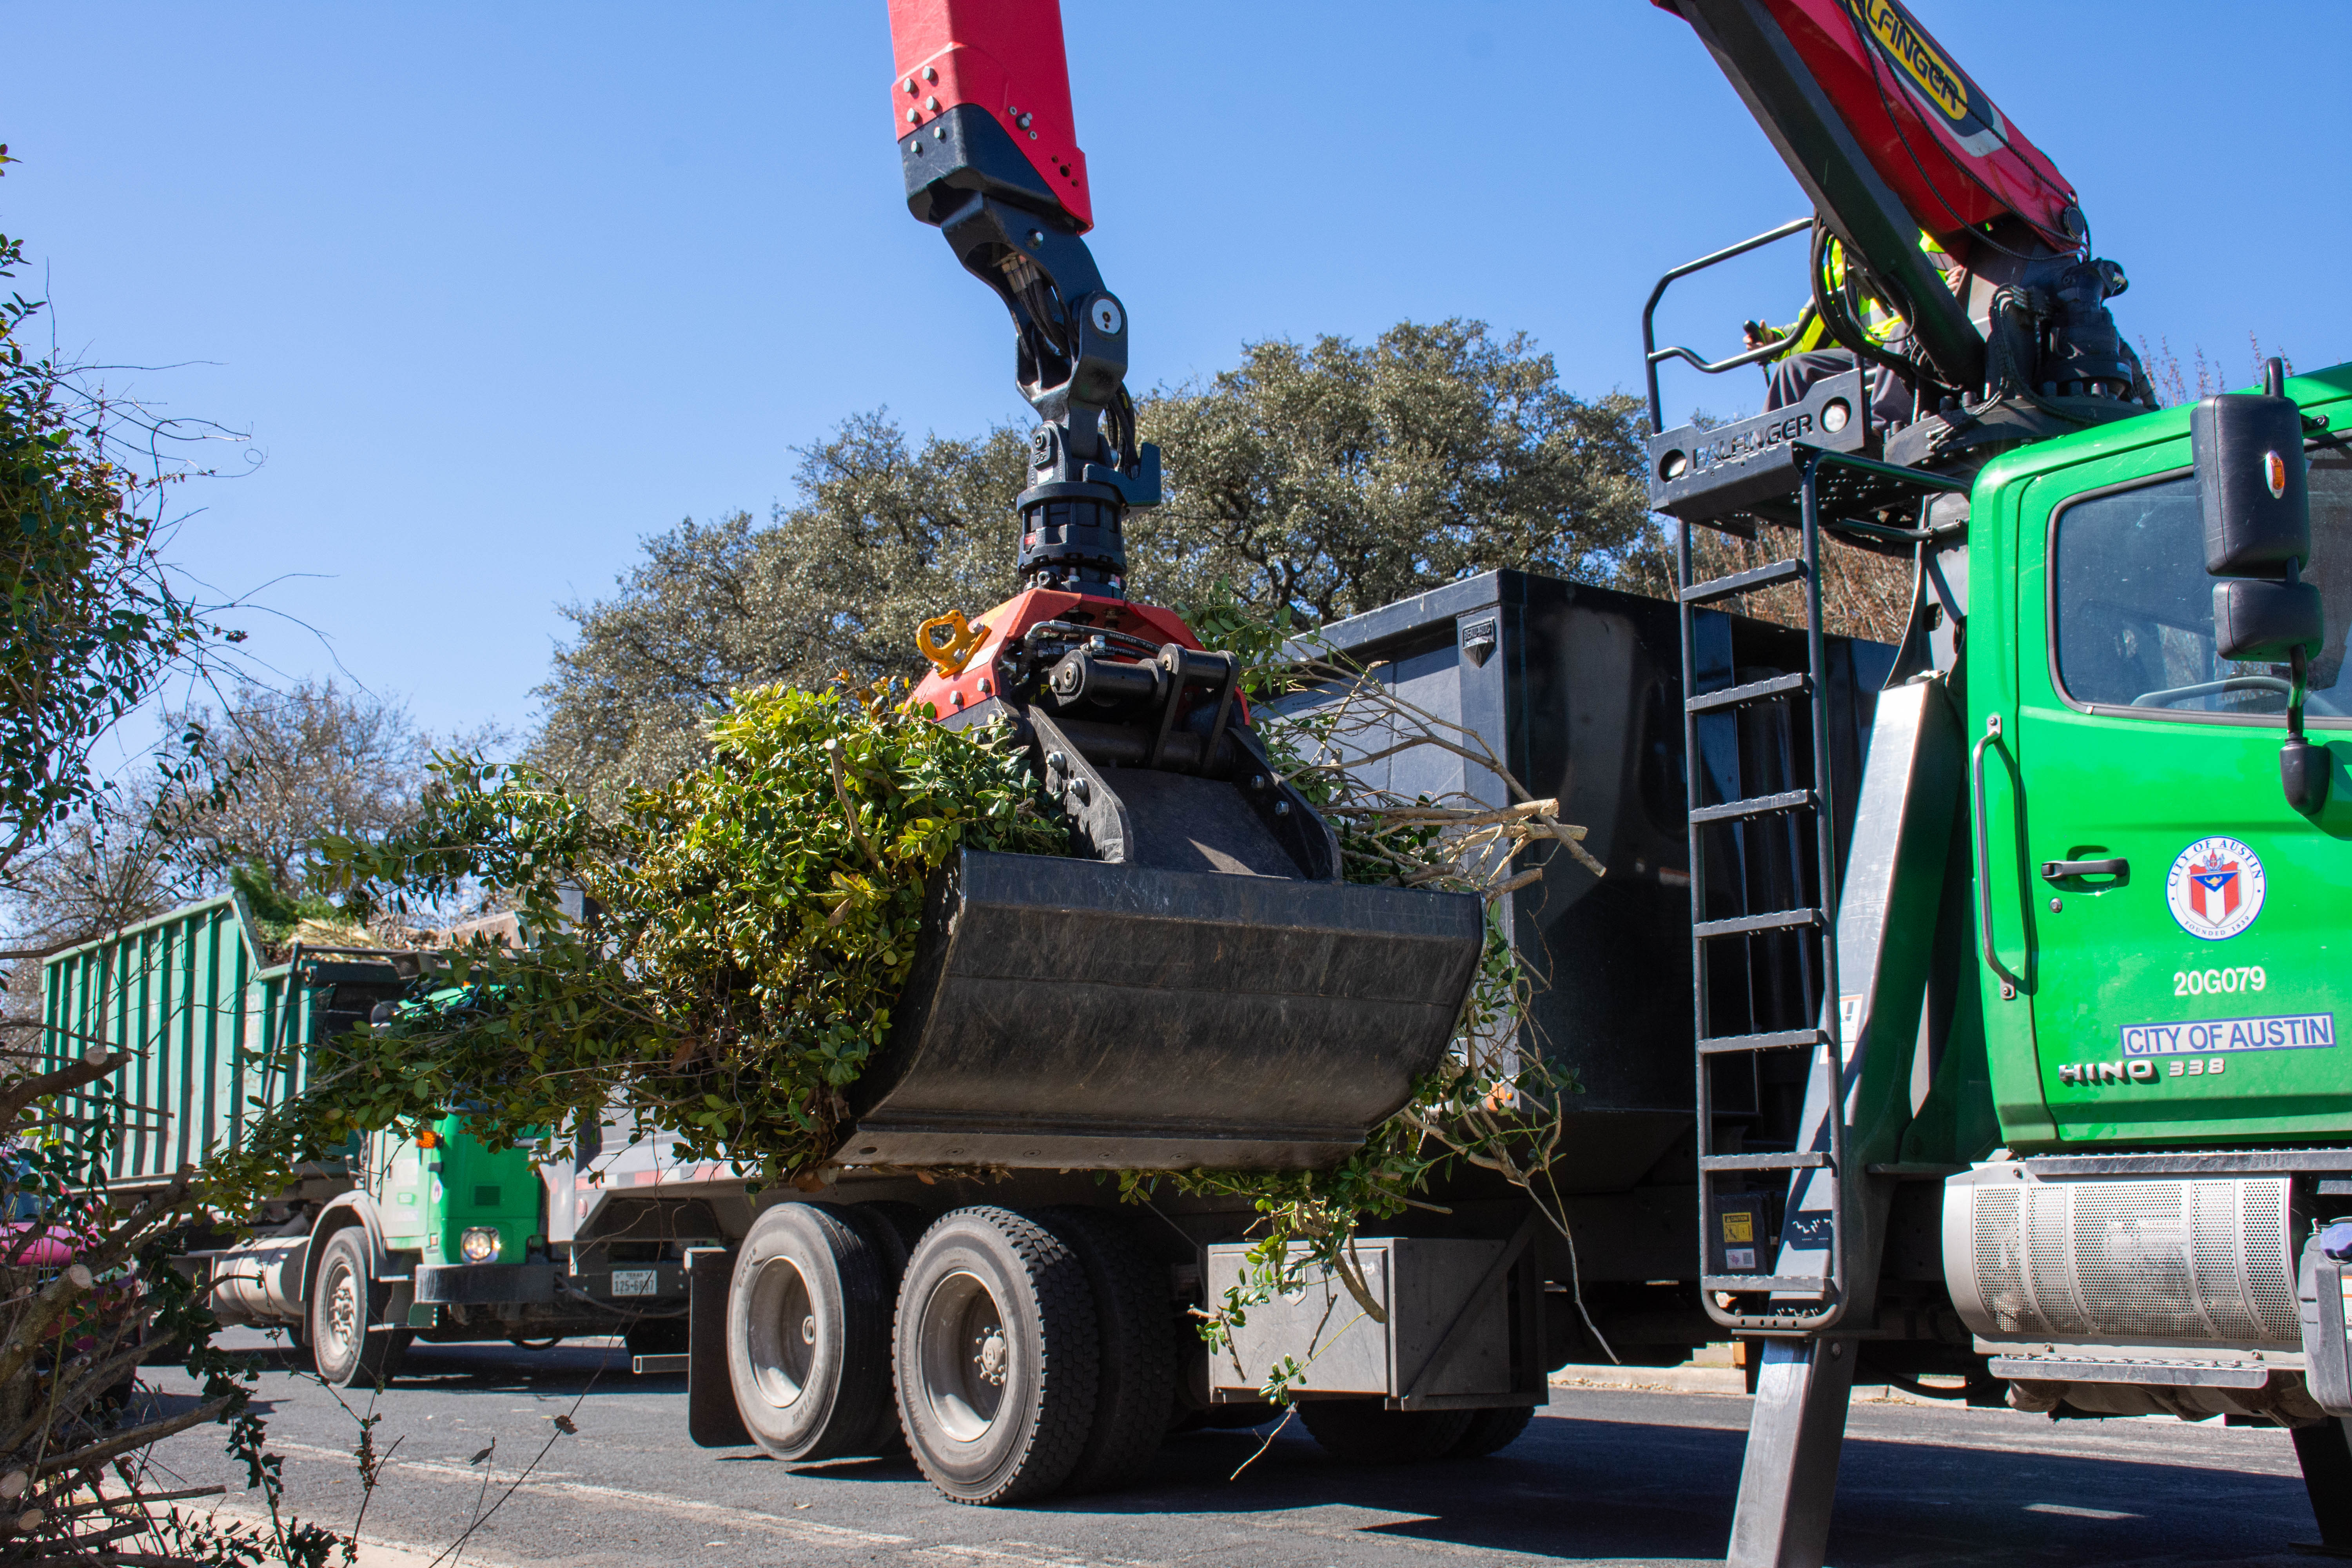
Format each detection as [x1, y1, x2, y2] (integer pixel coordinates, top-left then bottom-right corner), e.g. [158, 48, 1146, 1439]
[2040, 857, 2127, 882]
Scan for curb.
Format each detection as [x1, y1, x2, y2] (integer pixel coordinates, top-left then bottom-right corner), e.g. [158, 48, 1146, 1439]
[1551, 1362, 1747, 1395]
[1548, 1363, 1944, 1406]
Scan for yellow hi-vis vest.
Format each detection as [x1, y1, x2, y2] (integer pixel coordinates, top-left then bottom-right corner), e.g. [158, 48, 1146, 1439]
[1770, 235, 1942, 357]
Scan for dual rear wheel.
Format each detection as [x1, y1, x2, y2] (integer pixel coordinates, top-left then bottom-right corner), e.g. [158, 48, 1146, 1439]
[891, 1207, 1102, 1503]
[726, 1200, 1174, 1501]
[725, 1201, 910, 1461]
[725, 1201, 1527, 1503]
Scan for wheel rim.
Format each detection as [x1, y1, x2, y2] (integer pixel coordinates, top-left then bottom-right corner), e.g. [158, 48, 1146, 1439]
[917, 1269, 1008, 1443]
[322, 1261, 358, 1367]
[746, 1256, 815, 1408]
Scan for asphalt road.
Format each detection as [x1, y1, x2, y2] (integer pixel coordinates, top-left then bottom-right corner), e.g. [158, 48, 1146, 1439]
[131, 1332, 2328, 1568]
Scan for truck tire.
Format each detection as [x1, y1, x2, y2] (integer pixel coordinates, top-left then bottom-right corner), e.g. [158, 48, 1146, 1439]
[1445, 1404, 1534, 1458]
[309, 1230, 408, 1388]
[893, 1206, 1098, 1505]
[1297, 1400, 1472, 1464]
[727, 1202, 897, 1461]
[853, 1201, 928, 1271]
[1038, 1207, 1176, 1495]
[842, 1204, 925, 1456]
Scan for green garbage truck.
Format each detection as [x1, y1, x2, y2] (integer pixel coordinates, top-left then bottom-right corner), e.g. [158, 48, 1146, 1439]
[39, 895, 742, 1386]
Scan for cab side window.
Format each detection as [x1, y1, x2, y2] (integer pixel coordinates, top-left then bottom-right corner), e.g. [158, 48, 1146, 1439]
[2052, 451, 2351, 722]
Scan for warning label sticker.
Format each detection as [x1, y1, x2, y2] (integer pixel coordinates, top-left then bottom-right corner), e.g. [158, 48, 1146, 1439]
[2120, 1013, 2336, 1056]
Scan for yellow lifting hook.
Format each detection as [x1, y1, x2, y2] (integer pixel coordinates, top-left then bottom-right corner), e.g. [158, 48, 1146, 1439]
[915, 609, 989, 677]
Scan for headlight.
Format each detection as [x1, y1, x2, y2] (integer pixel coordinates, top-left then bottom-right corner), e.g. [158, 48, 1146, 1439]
[459, 1227, 499, 1263]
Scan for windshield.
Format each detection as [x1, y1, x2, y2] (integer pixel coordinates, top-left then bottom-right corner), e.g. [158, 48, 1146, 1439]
[2052, 448, 2352, 722]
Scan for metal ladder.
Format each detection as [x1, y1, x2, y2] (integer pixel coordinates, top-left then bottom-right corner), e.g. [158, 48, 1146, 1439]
[1672, 448, 1972, 1568]
[1676, 454, 1851, 1334]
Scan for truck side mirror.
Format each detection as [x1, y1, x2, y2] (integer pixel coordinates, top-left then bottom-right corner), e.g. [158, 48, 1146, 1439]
[2194, 359, 2327, 814]
[2193, 373, 2310, 577]
[2212, 577, 2325, 662]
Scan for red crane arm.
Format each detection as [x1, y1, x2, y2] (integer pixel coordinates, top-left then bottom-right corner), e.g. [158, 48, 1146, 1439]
[1662, 0, 2112, 394]
[880, 0, 1157, 602]
[1765, 0, 2079, 250]
[886, 0, 1093, 232]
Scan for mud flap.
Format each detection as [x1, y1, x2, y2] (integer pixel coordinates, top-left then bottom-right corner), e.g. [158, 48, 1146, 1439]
[686, 1245, 748, 1447]
[2302, 1239, 2352, 1416]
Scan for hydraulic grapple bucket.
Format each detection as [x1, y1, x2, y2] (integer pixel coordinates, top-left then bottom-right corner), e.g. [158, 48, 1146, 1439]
[844, 848, 1486, 1171]
[857, 601, 1487, 1172]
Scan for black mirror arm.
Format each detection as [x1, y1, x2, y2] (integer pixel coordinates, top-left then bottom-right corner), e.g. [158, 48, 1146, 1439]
[2283, 644, 2332, 814]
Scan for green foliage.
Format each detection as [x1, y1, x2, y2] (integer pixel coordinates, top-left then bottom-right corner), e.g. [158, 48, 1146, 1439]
[0, 152, 317, 1566]
[1171, 579, 1314, 703]
[227, 860, 339, 940]
[222, 684, 1068, 1200]
[0, 158, 210, 874]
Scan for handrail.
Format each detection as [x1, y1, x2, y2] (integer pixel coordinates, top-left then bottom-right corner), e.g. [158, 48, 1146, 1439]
[1642, 216, 1814, 434]
[1648, 303, 1815, 378]
[1968, 715, 2028, 998]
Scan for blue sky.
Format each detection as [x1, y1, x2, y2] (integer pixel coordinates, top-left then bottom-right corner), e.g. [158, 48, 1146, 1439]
[6, 2, 2343, 746]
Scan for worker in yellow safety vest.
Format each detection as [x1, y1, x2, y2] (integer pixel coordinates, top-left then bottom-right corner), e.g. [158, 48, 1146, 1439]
[1742, 234, 1951, 426]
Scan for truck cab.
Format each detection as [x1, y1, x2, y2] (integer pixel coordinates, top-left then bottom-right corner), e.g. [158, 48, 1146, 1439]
[1970, 365, 2352, 1150]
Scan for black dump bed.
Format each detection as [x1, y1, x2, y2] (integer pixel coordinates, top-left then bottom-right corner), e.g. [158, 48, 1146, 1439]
[1288, 570, 1896, 1196]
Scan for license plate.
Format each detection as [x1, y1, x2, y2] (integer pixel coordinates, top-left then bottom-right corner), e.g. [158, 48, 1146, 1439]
[612, 1269, 659, 1298]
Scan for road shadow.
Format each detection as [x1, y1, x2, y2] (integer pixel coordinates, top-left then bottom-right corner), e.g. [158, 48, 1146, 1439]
[172, 1335, 2327, 1565]
[154, 1337, 690, 1411]
[270, 1341, 681, 1398]
[1075, 1414, 1740, 1562]
[978, 1412, 2319, 1567]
